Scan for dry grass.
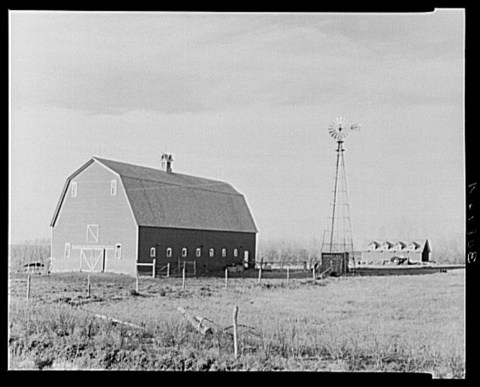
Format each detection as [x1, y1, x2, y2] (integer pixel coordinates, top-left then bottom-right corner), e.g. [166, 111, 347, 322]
[8, 269, 465, 376]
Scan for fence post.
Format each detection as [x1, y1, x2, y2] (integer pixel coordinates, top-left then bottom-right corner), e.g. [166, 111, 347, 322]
[286, 267, 290, 284]
[135, 273, 139, 293]
[87, 274, 91, 297]
[194, 260, 197, 276]
[152, 259, 156, 278]
[26, 274, 31, 301]
[233, 305, 239, 360]
[258, 267, 262, 284]
[225, 268, 228, 290]
[182, 264, 186, 290]
[312, 264, 316, 280]
[166, 263, 170, 278]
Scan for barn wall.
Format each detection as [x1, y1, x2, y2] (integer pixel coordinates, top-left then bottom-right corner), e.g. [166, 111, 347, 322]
[51, 161, 137, 275]
[138, 226, 256, 275]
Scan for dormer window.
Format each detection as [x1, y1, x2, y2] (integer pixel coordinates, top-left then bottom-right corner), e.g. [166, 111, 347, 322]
[110, 179, 117, 196]
[222, 248, 227, 258]
[71, 182, 77, 197]
[209, 248, 215, 257]
[166, 248, 172, 258]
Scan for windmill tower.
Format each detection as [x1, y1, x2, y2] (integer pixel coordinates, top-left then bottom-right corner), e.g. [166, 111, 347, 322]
[320, 117, 360, 274]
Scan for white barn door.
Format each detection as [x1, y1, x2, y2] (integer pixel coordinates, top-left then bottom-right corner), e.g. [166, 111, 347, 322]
[80, 248, 104, 272]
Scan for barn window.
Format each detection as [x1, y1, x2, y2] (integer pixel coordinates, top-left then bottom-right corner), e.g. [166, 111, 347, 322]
[166, 248, 172, 258]
[150, 247, 156, 258]
[209, 248, 215, 257]
[110, 179, 117, 196]
[64, 243, 71, 259]
[196, 248, 201, 257]
[233, 248, 238, 257]
[182, 248, 188, 258]
[86, 224, 99, 243]
[222, 248, 227, 257]
[71, 182, 77, 197]
[115, 244, 122, 259]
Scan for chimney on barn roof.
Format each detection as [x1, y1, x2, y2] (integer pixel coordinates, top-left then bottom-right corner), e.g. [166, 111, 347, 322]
[161, 153, 174, 174]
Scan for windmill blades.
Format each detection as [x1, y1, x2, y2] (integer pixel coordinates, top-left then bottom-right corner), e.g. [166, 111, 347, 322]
[328, 117, 350, 141]
[328, 117, 362, 141]
[328, 126, 344, 141]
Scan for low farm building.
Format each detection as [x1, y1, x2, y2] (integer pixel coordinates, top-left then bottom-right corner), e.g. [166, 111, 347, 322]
[361, 239, 432, 263]
[50, 155, 258, 276]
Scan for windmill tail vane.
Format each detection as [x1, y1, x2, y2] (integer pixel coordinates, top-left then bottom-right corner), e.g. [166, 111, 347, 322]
[350, 123, 361, 131]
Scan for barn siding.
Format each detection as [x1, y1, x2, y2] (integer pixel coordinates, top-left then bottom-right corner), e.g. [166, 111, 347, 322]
[51, 161, 137, 274]
[138, 226, 256, 275]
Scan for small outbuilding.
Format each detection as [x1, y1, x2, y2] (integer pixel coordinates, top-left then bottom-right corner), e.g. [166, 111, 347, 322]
[361, 239, 432, 264]
[50, 155, 258, 276]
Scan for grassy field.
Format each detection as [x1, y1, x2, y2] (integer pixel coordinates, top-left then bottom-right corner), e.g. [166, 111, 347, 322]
[8, 269, 465, 376]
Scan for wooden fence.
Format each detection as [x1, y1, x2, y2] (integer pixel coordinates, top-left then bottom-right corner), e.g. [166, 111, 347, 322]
[255, 260, 311, 271]
[136, 259, 156, 277]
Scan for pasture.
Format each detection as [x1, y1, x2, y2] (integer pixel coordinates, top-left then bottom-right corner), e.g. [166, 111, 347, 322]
[8, 268, 465, 376]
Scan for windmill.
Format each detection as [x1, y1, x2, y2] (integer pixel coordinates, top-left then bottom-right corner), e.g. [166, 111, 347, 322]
[320, 117, 360, 274]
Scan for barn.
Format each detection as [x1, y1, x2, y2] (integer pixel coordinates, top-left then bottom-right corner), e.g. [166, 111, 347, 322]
[49, 155, 258, 276]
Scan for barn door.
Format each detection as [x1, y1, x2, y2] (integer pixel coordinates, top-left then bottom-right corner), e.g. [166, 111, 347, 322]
[80, 248, 104, 272]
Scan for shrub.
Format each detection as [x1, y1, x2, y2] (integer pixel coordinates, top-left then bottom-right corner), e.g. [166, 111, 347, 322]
[9, 242, 51, 273]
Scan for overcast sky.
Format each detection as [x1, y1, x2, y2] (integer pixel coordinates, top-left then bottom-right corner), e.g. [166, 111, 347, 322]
[9, 10, 465, 250]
